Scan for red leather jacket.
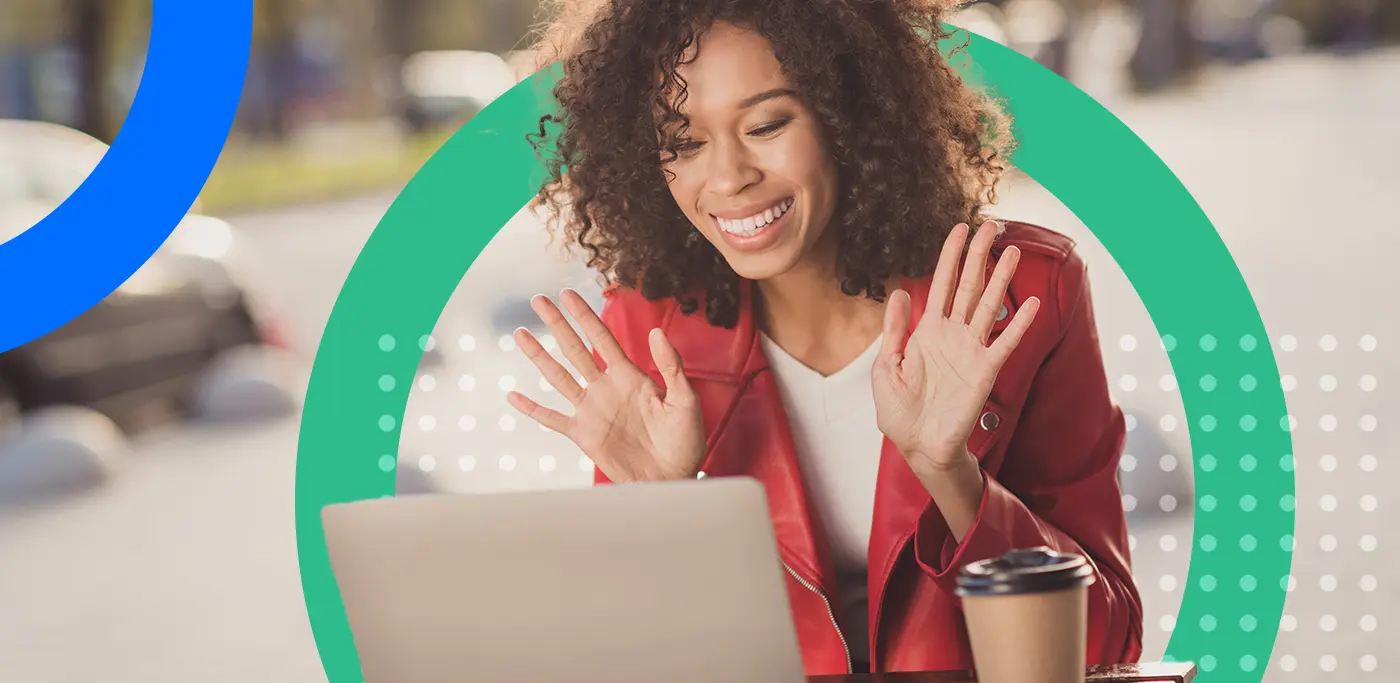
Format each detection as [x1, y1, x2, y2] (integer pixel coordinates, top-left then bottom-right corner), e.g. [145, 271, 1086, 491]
[591, 221, 1143, 675]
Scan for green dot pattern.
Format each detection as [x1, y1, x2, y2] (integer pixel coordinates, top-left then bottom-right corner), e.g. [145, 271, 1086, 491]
[291, 34, 1295, 683]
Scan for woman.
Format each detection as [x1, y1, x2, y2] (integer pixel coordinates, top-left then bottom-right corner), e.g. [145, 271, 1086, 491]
[507, 0, 1143, 675]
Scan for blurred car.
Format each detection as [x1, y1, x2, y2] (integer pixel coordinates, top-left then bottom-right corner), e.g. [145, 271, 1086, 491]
[0, 119, 292, 435]
[399, 50, 518, 133]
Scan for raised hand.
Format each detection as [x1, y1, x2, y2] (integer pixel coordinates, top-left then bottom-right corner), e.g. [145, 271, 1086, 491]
[872, 221, 1041, 476]
[506, 289, 706, 484]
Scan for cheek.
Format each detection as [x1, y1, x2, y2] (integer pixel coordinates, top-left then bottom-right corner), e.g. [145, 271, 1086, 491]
[664, 166, 707, 225]
[765, 130, 836, 192]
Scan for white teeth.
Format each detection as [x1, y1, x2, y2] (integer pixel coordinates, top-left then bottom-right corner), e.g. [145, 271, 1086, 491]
[717, 198, 792, 236]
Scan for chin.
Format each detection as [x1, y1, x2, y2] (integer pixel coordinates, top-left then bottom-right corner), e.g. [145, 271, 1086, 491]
[717, 251, 802, 283]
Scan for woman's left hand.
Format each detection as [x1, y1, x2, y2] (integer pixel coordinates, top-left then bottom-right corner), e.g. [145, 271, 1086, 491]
[872, 220, 1041, 478]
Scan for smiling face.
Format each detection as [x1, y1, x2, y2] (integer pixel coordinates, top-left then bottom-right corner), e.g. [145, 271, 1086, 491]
[659, 21, 841, 283]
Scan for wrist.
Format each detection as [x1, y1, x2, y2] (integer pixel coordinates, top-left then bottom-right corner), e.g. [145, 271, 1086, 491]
[907, 444, 984, 543]
[905, 441, 976, 478]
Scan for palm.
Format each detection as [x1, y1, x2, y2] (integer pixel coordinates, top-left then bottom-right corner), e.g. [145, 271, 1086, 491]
[873, 221, 1040, 471]
[567, 359, 705, 482]
[507, 289, 706, 484]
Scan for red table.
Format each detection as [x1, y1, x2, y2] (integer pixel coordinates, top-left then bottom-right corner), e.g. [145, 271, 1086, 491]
[808, 662, 1198, 682]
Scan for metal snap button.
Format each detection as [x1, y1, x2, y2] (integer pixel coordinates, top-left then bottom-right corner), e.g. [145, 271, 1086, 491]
[696, 470, 708, 479]
[980, 411, 1001, 431]
[996, 304, 1009, 322]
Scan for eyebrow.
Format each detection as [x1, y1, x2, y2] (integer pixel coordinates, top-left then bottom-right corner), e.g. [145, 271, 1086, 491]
[738, 88, 799, 109]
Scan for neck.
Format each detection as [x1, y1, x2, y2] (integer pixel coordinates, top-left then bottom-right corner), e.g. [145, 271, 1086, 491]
[753, 252, 888, 375]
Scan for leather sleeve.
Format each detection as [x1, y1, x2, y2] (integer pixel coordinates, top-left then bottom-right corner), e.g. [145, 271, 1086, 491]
[911, 249, 1145, 665]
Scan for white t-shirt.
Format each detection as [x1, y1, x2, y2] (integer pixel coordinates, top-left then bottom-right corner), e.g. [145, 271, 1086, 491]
[758, 332, 885, 667]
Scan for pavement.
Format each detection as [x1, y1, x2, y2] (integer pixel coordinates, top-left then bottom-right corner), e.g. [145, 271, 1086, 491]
[0, 46, 1397, 683]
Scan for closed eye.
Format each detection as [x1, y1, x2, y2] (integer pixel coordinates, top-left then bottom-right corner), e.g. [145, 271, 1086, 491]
[749, 118, 792, 137]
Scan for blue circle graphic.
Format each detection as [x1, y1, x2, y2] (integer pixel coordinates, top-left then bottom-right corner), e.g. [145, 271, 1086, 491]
[0, 2, 253, 352]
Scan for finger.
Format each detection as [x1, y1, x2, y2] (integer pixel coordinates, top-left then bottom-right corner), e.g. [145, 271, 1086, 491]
[949, 220, 998, 324]
[507, 390, 573, 436]
[648, 328, 693, 400]
[514, 327, 585, 404]
[877, 289, 913, 370]
[987, 296, 1041, 368]
[968, 246, 1021, 343]
[926, 223, 970, 321]
[531, 294, 604, 381]
[559, 288, 630, 370]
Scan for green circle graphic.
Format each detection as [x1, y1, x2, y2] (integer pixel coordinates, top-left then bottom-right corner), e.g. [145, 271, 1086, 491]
[295, 32, 1295, 683]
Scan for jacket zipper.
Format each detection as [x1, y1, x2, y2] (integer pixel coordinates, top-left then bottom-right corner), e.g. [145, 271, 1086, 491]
[781, 560, 852, 674]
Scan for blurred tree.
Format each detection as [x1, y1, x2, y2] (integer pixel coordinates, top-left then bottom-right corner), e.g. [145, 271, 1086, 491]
[68, 0, 113, 140]
[254, 0, 299, 140]
[380, 0, 427, 121]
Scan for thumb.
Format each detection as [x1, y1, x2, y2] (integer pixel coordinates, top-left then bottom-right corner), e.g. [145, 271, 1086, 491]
[877, 289, 912, 373]
[648, 328, 692, 399]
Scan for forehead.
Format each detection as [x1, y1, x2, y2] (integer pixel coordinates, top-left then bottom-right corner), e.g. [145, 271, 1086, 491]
[672, 22, 789, 113]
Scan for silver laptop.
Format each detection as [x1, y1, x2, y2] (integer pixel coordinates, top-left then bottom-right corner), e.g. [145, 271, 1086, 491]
[322, 476, 809, 683]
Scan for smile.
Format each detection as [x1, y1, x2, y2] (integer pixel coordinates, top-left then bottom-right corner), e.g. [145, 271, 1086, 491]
[713, 197, 794, 238]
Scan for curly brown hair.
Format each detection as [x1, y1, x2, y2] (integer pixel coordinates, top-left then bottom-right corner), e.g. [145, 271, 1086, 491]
[527, 0, 1015, 329]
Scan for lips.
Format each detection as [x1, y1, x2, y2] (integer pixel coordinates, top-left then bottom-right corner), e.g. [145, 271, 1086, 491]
[713, 197, 794, 238]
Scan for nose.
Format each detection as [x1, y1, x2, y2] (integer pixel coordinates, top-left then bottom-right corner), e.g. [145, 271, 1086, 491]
[705, 136, 761, 197]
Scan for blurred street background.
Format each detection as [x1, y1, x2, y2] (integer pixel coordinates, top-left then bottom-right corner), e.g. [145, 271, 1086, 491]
[1, 1, 1397, 682]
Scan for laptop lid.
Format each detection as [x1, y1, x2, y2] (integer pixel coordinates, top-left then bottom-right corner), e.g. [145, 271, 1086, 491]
[322, 476, 808, 683]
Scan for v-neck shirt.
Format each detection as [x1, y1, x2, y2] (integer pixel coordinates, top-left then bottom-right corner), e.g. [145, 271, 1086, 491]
[758, 331, 885, 667]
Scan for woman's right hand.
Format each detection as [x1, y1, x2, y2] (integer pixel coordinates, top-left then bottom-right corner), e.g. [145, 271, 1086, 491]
[507, 289, 707, 484]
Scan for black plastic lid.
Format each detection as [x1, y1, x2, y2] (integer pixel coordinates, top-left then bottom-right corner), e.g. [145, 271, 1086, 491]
[955, 546, 1096, 597]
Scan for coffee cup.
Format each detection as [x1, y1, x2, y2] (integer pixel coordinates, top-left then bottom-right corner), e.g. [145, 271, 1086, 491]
[955, 546, 1096, 683]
